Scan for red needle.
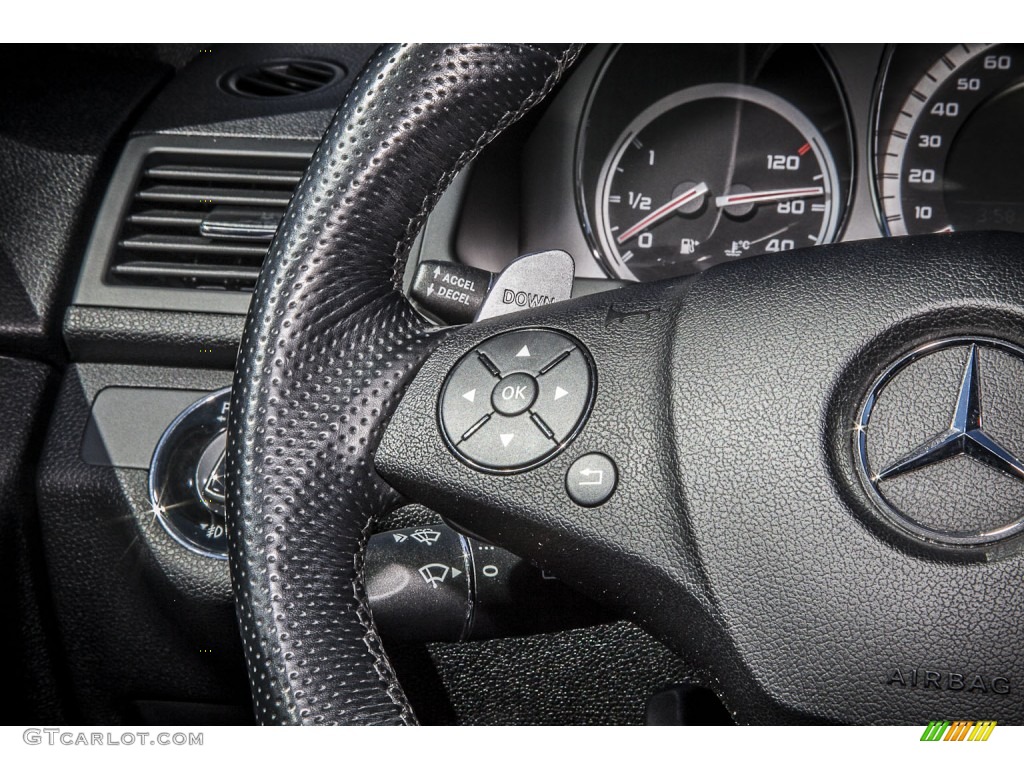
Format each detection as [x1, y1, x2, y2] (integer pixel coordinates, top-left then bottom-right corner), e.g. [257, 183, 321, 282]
[616, 182, 709, 245]
[715, 186, 824, 208]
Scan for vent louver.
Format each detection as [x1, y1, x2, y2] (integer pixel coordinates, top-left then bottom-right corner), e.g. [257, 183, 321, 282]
[107, 147, 313, 292]
[221, 59, 344, 98]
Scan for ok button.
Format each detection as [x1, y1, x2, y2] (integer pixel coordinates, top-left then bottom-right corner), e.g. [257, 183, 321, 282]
[491, 372, 538, 416]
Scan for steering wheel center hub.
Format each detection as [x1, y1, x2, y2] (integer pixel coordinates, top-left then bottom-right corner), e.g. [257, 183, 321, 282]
[855, 336, 1024, 546]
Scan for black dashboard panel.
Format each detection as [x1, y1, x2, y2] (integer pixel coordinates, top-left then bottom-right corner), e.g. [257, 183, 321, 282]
[133, 43, 377, 139]
[37, 362, 244, 724]
[74, 43, 1018, 365]
[0, 46, 171, 360]
[7, 43, 1024, 726]
[49, 43, 1024, 363]
[0, 355, 60, 722]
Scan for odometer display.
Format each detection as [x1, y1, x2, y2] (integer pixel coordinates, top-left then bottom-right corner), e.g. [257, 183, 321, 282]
[879, 44, 1024, 236]
[595, 84, 841, 282]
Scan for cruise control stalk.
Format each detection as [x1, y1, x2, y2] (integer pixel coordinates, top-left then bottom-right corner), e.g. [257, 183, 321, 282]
[410, 249, 575, 324]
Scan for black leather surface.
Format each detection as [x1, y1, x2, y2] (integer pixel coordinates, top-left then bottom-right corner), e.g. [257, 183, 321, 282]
[376, 506, 700, 725]
[0, 47, 169, 359]
[429, 621, 697, 725]
[37, 363, 249, 724]
[227, 44, 581, 725]
[64, 306, 244, 369]
[378, 232, 1024, 724]
[0, 355, 65, 723]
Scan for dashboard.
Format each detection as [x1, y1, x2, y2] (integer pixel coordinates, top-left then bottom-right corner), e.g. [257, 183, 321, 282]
[5, 42, 1024, 727]
[435, 43, 1024, 293]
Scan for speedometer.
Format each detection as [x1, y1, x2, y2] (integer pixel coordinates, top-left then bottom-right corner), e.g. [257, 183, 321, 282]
[878, 44, 1024, 236]
[594, 84, 842, 282]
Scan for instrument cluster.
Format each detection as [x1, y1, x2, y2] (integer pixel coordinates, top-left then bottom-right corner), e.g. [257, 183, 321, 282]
[577, 44, 853, 282]
[875, 44, 1023, 237]
[505, 44, 1024, 284]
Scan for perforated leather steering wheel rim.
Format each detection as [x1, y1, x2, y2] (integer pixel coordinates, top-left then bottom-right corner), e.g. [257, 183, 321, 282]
[225, 43, 581, 725]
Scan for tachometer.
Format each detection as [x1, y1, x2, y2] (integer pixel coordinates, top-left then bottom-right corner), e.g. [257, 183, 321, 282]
[594, 84, 841, 282]
[878, 43, 1024, 236]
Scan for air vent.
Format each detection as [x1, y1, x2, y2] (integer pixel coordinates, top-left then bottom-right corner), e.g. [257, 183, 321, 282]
[106, 147, 313, 292]
[221, 59, 344, 98]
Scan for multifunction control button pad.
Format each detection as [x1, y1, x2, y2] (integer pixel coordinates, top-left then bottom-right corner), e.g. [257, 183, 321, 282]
[439, 329, 595, 472]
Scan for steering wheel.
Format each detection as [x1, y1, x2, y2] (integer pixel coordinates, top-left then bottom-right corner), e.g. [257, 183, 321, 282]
[225, 44, 1024, 725]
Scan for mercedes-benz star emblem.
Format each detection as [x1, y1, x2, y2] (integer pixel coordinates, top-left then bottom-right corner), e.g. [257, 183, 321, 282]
[875, 344, 1024, 483]
[855, 337, 1024, 546]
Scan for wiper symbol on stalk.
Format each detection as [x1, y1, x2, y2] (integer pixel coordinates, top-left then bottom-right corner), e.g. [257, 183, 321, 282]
[411, 528, 441, 546]
[417, 563, 462, 589]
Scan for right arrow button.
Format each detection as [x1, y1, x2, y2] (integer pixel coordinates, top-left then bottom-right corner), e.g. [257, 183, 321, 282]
[532, 347, 594, 442]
